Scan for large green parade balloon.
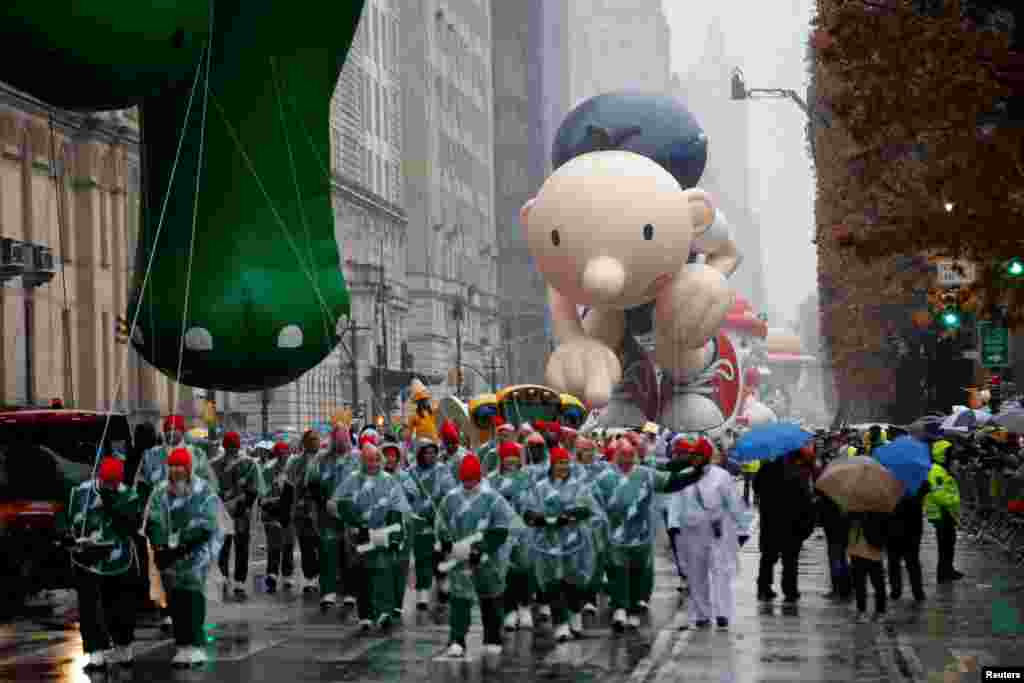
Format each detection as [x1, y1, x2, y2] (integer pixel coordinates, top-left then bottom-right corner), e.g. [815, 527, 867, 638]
[0, 1, 362, 391]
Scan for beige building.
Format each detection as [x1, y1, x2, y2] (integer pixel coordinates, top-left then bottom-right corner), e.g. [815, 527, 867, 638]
[0, 96, 203, 422]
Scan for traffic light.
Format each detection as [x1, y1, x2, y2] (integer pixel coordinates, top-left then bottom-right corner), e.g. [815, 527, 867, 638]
[990, 375, 1003, 414]
[1005, 257, 1024, 278]
[938, 290, 961, 329]
[115, 315, 130, 344]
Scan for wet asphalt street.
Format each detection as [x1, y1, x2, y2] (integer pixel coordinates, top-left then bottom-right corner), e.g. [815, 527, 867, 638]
[2, 492, 1023, 683]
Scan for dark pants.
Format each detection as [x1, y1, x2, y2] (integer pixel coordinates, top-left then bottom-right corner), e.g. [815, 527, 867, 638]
[932, 517, 957, 580]
[168, 588, 206, 647]
[607, 547, 653, 614]
[503, 569, 531, 614]
[218, 532, 251, 583]
[74, 570, 137, 653]
[352, 558, 394, 621]
[450, 596, 503, 647]
[297, 531, 320, 580]
[826, 540, 851, 597]
[757, 535, 801, 599]
[266, 524, 295, 578]
[850, 556, 886, 614]
[540, 580, 584, 626]
[887, 534, 924, 599]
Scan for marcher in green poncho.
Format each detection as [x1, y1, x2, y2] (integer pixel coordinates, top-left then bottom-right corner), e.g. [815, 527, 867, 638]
[479, 422, 516, 474]
[134, 415, 219, 506]
[440, 420, 470, 481]
[306, 426, 356, 611]
[283, 431, 321, 593]
[522, 447, 604, 641]
[327, 443, 408, 630]
[61, 457, 143, 670]
[259, 441, 294, 593]
[436, 453, 514, 659]
[210, 431, 267, 600]
[571, 436, 610, 614]
[145, 448, 224, 668]
[591, 439, 704, 632]
[400, 439, 457, 610]
[382, 440, 414, 618]
[487, 440, 536, 631]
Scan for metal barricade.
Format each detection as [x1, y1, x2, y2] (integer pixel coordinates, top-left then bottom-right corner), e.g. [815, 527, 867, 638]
[958, 465, 1024, 566]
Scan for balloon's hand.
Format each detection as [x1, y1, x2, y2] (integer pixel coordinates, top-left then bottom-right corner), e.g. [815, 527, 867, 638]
[546, 337, 622, 408]
[655, 264, 734, 350]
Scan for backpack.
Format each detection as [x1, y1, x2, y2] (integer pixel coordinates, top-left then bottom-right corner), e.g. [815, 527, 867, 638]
[860, 512, 889, 549]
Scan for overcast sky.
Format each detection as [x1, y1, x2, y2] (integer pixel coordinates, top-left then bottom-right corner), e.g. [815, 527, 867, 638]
[662, 0, 817, 325]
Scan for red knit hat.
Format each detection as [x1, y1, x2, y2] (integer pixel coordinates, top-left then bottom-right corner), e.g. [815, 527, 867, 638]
[223, 431, 241, 449]
[575, 436, 595, 451]
[440, 420, 460, 444]
[615, 441, 636, 458]
[673, 438, 695, 455]
[359, 433, 378, 447]
[459, 452, 482, 482]
[97, 457, 124, 484]
[549, 447, 570, 464]
[694, 437, 714, 459]
[273, 441, 290, 457]
[167, 447, 192, 473]
[498, 441, 522, 462]
[496, 422, 515, 434]
[526, 433, 545, 446]
[163, 415, 185, 432]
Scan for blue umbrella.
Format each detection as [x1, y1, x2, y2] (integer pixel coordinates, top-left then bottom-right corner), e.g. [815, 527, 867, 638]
[872, 436, 931, 496]
[734, 422, 814, 464]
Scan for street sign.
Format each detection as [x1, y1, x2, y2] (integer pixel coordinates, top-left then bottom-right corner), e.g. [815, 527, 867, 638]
[978, 320, 1010, 368]
[936, 260, 976, 287]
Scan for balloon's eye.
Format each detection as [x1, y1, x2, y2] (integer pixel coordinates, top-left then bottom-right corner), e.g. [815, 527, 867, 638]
[643, 224, 654, 240]
[551, 229, 561, 246]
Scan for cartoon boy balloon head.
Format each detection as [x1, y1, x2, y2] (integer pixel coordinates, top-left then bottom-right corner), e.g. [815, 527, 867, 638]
[521, 92, 741, 432]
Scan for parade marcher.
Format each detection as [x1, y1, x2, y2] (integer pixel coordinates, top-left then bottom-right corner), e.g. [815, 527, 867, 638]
[210, 431, 266, 600]
[61, 457, 143, 669]
[818, 492, 851, 601]
[887, 480, 930, 603]
[440, 420, 469, 478]
[481, 422, 516, 474]
[591, 440, 705, 631]
[524, 432, 549, 481]
[284, 430, 321, 593]
[522, 447, 604, 641]
[134, 415, 218, 505]
[559, 426, 579, 456]
[848, 511, 889, 623]
[754, 442, 817, 603]
[572, 436, 607, 485]
[382, 440, 413, 618]
[487, 441, 536, 631]
[667, 440, 751, 631]
[406, 381, 439, 441]
[328, 443, 408, 630]
[306, 425, 358, 611]
[925, 440, 964, 583]
[146, 448, 224, 667]
[400, 438, 457, 610]
[517, 422, 535, 444]
[436, 453, 514, 658]
[575, 436, 610, 614]
[260, 441, 294, 593]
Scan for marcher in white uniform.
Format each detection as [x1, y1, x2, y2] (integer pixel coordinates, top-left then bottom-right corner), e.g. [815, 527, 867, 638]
[667, 438, 751, 631]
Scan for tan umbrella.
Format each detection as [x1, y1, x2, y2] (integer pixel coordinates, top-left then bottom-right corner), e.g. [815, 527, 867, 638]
[815, 455, 904, 513]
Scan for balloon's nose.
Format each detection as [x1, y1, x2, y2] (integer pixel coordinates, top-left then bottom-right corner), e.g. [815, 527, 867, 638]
[581, 256, 626, 302]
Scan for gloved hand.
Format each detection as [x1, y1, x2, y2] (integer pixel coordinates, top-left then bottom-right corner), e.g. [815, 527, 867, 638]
[738, 535, 749, 547]
[468, 545, 483, 567]
[523, 511, 547, 528]
[556, 512, 572, 527]
[440, 539, 453, 555]
[354, 527, 370, 545]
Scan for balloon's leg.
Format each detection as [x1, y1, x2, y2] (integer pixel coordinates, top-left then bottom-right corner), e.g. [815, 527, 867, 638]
[597, 386, 649, 428]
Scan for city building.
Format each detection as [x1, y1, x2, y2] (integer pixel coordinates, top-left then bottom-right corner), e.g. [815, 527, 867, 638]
[491, 0, 572, 385]
[399, 0, 501, 399]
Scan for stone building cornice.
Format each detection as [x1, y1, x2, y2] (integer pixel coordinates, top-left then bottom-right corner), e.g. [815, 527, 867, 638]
[332, 172, 407, 224]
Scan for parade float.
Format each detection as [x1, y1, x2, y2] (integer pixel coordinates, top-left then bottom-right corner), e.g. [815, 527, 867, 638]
[759, 328, 818, 419]
[523, 92, 745, 433]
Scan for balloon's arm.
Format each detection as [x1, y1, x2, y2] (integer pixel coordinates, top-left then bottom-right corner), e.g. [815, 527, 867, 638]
[690, 197, 741, 277]
[547, 286, 585, 343]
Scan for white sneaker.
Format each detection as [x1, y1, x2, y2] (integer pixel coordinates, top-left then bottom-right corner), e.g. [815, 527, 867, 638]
[222, 579, 233, 596]
[189, 646, 208, 665]
[343, 595, 357, 607]
[113, 644, 134, 666]
[627, 615, 641, 630]
[539, 604, 552, 620]
[416, 590, 430, 609]
[359, 619, 372, 631]
[518, 606, 534, 629]
[582, 602, 597, 615]
[503, 610, 519, 631]
[160, 615, 173, 631]
[171, 648, 189, 666]
[321, 592, 337, 607]
[283, 578, 296, 590]
[444, 642, 465, 658]
[611, 608, 627, 629]
[85, 651, 108, 669]
[636, 600, 649, 611]
[303, 578, 318, 593]
[483, 644, 502, 656]
[569, 612, 583, 635]
[554, 623, 571, 642]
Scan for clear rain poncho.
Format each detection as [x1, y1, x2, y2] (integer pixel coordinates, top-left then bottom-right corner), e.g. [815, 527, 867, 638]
[144, 476, 225, 592]
[592, 465, 682, 565]
[305, 449, 355, 541]
[522, 474, 605, 590]
[284, 451, 318, 536]
[401, 456, 458, 538]
[330, 467, 409, 569]
[487, 467, 534, 571]
[136, 444, 219, 496]
[435, 481, 517, 601]
[666, 464, 752, 576]
[65, 481, 141, 576]
[209, 450, 268, 536]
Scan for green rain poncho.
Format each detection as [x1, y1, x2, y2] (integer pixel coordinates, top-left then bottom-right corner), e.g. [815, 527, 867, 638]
[435, 482, 515, 601]
[260, 455, 290, 524]
[209, 450, 268, 535]
[284, 451, 318, 536]
[329, 467, 408, 570]
[64, 481, 142, 576]
[522, 474, 604, 590]
[305, 449, 354, 541]
[145, 477, 225, 592]
[136, 444, 218, 501]
[400, 456, 458, 539]
[487, 467, 534, 571]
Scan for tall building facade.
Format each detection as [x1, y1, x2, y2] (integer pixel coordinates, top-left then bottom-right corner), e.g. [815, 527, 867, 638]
[234, 0, 409, 432]
[491, 0, 571, 385]
[673, 19, 766, 313]
[400, 0, 500, 398]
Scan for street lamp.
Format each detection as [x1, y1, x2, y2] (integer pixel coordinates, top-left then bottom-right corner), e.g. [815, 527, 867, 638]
[451, 297, 464, 397]
[731, 67, 831, 128]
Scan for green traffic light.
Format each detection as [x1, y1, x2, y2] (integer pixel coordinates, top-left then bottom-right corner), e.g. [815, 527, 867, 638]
[940, 309, 961, 328]
[1009, 260, 1024, 277]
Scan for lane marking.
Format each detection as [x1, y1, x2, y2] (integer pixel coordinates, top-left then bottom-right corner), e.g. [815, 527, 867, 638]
[649, 629, 693, 683]
[626, 628, 673, 683]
